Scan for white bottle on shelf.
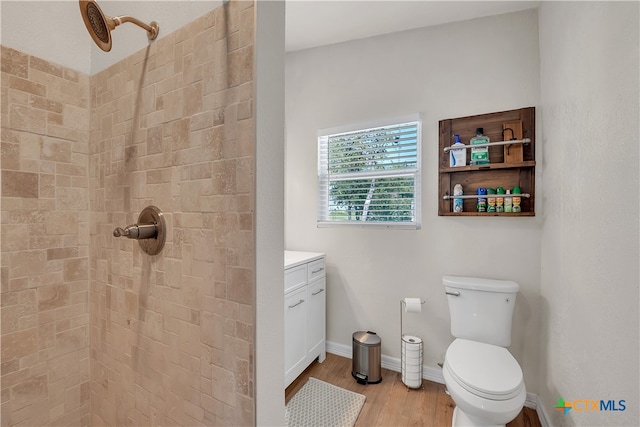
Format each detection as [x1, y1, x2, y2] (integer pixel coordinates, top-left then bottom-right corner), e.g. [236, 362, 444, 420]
[449, 134, 466, 167]
[453, 184, 463, 213]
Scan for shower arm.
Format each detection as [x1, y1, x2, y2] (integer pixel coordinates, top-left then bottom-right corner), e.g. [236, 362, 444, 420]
[109, 15, 159, 40]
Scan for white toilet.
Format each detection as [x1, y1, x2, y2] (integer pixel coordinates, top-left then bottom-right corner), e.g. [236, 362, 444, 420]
[442, 276, 526, 427]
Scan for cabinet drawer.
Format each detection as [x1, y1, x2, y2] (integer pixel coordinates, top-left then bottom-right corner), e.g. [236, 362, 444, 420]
[307, 258, 326, 282]
[285, 264, 307, 293]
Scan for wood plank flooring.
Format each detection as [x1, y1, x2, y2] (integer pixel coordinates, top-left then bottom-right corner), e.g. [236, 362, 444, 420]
[285, 353, 542, 427]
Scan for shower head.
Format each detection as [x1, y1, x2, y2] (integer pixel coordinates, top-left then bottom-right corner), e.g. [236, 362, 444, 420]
[79, 0, 159, 52]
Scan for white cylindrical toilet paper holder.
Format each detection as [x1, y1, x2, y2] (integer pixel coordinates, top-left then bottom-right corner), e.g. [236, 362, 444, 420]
[401, 334, 423, 389]
[399, 298, 425, 389]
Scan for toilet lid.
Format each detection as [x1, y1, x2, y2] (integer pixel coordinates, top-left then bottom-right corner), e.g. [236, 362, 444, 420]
[445, 339, 523, 400]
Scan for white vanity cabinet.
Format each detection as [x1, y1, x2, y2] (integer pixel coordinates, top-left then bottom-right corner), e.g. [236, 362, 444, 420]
[284, 251, 326, 388]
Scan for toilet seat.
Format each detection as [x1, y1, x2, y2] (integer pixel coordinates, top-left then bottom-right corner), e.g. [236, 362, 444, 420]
[445, 339, 523, 401]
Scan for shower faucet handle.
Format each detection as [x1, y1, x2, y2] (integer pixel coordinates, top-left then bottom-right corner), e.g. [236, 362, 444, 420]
[112, 206, 166, 255]
[113, 223, 158, 240]
[113, 227, 127, 237]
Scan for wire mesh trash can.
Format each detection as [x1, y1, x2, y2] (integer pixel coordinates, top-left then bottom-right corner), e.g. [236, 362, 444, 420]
[352, 331, 382, 384]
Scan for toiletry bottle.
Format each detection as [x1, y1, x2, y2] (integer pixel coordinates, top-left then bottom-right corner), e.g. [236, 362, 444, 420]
[450, 134, 466, 167]
[504, 189, 513, 213]
[512, 186, 522, 213]
[487, 188, 496, 212]
[476, 187, 487, 212]
[470, 127, 490, 165]
[496, 187, 505, 212]
[453, 184, 463, 213]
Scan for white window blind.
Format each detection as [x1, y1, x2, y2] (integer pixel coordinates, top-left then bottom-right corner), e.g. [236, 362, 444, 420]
[318, 115, 421, 228]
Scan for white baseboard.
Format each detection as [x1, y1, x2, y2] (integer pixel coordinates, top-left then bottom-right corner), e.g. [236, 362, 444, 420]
[535, 395, 551, 427]
[326, 340, 542, 416]
[326, 340, 445, 384]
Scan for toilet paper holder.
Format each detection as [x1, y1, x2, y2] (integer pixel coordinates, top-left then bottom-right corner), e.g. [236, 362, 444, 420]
[400, 298, 425, 338]
[400, 298, 425, 389]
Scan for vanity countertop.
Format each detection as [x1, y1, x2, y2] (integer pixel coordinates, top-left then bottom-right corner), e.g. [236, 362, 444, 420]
[284, 250, 325, 269]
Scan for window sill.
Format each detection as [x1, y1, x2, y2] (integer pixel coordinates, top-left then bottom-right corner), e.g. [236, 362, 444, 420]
[317, 221, 420, 230]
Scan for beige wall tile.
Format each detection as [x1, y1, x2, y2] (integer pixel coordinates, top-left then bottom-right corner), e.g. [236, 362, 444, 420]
[41, 138, 72, 163]
[228, 45, 254, 88]
[2, 47, 90, 426]
[1, 142, 20, 170]
[30, 95, 63, 114]
[46, 247, 79, 260]
[9, 104, 47, 134]
[10, 250, 47, 278]
[10, 374, 47, 410]
[1, 224, 29, 252]
[54, 326, 87, 357]
[30, 56, 64, 78]
[37, 284, 70, 311]
[89, 3, 256, 423]
[9, 76, 46, 97]
[1, 171, 38, 198]
[1, 47, 29, 78]
[1, 328, 38, 361]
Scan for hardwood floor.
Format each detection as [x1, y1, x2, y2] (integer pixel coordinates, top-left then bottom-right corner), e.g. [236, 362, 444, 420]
[285, 353, 542, 427]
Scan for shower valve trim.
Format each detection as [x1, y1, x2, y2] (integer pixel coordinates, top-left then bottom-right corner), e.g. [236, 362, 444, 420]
[113, 206, 166, 255]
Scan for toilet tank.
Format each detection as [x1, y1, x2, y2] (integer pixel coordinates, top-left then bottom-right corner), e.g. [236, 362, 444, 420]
[444, 276, 519, 347]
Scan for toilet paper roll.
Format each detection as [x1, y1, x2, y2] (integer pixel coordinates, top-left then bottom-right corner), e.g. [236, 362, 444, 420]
[402, 349, 422, 358]
[403, 298, 422, 313]
[402, 373, 420, 381]
[402, 373, 422, 389]
[402, 334, 423, 344]
[402, 375, 422, 389]
[401, 333, 424, 387]
[403, 364, 422, 374]
[403, 372, 422, 382]
[402, 352, 422, 362]
[402, 353, 423, 364]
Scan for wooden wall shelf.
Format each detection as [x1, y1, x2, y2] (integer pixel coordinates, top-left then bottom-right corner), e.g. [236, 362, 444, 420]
[438, 107, 536, 216]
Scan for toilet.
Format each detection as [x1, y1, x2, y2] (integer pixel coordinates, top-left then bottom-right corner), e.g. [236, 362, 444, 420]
[442, 276, 526, 427]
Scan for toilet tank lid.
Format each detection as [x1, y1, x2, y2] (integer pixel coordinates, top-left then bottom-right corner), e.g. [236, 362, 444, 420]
[443, 276, 519, 293]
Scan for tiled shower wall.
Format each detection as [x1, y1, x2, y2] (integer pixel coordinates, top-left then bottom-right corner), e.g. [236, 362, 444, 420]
[1, 1, 256, 426]
[88, 2, 255, 426]
[1, 47, 91, 426]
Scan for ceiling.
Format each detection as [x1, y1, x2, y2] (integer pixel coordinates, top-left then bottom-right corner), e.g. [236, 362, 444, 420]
[0, 1, 539, 75]
[285, 1, 539, 52]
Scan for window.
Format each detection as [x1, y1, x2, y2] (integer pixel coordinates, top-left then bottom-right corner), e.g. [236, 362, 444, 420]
[318, 114, 421, 228]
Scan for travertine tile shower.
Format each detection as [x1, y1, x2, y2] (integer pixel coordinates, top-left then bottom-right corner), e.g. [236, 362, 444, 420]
[88, 2, 255, 426]
[1, 1, 256, 426]
[1, 46, 91, 426]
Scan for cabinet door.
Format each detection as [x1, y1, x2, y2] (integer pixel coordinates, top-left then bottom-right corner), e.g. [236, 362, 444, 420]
[284, 286, 307, 386]
[307, 277, 326, 362]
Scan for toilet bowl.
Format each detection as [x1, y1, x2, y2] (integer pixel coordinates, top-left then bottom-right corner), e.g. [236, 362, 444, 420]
[442, 276, 526, 427]
[443, 339, 526, 426]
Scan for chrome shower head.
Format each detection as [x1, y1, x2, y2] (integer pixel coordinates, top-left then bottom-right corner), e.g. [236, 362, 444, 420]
[79, 0, 159, 52]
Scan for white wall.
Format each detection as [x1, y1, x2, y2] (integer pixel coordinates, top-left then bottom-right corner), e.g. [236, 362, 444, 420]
[285, 9, 543, 393]
[255, 1, 286, 425]
[538, 2, 639, 426]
